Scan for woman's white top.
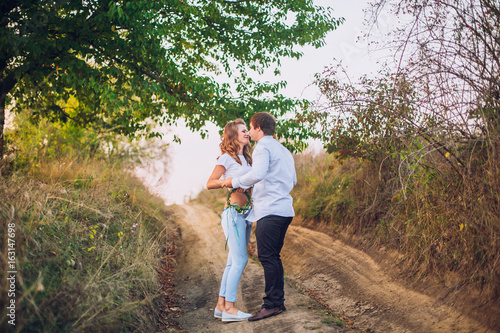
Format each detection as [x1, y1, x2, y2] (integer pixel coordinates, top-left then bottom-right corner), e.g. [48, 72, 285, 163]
[216, 153, 252, 180]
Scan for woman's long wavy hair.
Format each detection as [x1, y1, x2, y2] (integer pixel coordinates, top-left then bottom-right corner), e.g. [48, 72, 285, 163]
[219, 119, 252, 166]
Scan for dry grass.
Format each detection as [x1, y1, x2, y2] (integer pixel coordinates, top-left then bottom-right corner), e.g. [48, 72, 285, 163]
[192, 188, 227, 214]
[0, 156, 176, 332]
[292, 149, 499, 305]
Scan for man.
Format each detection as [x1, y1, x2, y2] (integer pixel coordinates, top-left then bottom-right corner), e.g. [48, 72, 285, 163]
[223, 112, 296, 321]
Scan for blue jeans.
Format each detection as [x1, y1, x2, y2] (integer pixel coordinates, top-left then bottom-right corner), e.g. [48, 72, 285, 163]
[218, 207, 252, 303]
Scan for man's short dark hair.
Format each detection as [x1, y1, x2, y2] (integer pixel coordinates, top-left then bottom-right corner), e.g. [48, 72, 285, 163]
[250, 112, 276, 135]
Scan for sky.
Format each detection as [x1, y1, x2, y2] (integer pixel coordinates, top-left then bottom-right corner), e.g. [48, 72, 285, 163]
[135, 0, 392, 205]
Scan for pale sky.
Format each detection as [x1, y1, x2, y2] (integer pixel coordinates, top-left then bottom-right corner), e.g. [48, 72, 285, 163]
[135, 0, 390, 205]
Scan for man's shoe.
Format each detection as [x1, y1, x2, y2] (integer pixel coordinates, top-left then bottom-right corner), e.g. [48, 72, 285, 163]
[222, 310, 252, 322]
[248, 307, 283, 322]
[279, 304, 286, 312]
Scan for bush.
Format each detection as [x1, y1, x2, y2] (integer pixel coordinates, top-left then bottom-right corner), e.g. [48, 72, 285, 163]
[293, 150, 500, 303]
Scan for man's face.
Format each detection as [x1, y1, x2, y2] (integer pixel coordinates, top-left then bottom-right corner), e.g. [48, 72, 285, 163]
[249, 123, 258, 142]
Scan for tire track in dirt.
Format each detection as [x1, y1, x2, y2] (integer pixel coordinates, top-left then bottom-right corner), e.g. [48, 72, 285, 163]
[282, 226, 494, 333]
[170, 203, 492, 333]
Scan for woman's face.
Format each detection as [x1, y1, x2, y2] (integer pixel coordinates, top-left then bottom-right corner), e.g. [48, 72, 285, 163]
[236, 123, 249, 146]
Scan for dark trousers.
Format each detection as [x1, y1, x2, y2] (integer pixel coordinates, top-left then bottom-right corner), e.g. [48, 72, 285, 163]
[255, 215, 293, 309]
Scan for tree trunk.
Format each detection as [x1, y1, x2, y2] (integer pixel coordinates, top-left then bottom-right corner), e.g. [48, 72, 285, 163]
[0, 71, 18, 160]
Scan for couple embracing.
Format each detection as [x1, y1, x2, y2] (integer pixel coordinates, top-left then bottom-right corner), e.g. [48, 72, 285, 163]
[206, 112, 296, 322]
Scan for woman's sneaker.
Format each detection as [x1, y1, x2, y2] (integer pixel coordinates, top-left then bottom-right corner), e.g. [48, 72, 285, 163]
[214, 308, 223, 319]
[222, 310, 252, 322]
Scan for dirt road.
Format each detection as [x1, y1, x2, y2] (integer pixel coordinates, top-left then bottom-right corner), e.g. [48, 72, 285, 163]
[169, 203, 493, 333]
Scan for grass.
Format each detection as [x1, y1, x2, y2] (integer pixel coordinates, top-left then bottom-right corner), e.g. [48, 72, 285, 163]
[191, 188, 227, 214]
[292, 149, 500, 328]
[0, 155, 177, 332]
[321, 316, 343, 327]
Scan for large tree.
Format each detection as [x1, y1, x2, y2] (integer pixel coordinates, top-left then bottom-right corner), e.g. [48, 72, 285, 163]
[0, 0, 343, 156]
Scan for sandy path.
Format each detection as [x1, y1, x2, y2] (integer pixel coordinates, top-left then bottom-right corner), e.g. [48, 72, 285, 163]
[282, 227, 493, 333]
[170, 203, 344, 332]
[170, 203, 492, 333]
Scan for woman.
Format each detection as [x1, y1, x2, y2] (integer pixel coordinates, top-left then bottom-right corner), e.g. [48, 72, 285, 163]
[206, 119, 253, 322]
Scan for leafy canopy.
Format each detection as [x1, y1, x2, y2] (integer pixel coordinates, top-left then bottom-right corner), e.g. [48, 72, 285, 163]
[1, 0, 343, 151]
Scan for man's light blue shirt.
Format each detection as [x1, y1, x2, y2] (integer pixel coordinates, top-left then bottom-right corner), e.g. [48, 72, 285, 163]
[231, 135, 296, 223]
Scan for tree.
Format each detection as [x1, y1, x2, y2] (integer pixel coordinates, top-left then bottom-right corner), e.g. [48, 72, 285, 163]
[0, 0, 343, 157]
[301, 0, 499, 165]
[370, 0, 500, 141]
